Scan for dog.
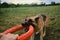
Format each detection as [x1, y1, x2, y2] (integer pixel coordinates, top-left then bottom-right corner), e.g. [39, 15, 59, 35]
[22, 14, 55, 40]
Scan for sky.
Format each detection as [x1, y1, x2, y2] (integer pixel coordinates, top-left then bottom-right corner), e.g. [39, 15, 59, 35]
[1, 0, 60, 4]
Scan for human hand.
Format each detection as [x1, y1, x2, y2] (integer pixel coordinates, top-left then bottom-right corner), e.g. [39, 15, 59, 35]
[0, 33, 18, 40]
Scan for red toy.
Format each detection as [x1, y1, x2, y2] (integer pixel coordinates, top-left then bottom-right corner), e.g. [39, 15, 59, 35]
[3, 25, 34, 40]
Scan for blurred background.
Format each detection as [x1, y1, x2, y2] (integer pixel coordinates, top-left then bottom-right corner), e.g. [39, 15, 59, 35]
[0, 0, 60, 40]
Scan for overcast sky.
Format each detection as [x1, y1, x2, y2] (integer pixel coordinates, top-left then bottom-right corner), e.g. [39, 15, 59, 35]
[1, 0, 60, 4]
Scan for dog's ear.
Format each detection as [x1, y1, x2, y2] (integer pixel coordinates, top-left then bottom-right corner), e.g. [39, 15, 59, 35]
[25, 16, 30, 21]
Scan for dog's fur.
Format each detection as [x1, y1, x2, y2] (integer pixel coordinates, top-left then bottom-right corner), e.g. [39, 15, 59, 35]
[24, 14, 55, 40]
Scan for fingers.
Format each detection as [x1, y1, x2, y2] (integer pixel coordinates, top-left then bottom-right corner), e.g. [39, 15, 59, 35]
[7, 33, 18, 40]
[0, 33, 5, 38]
[0, 33, 3, 38]
[0, 33, 18, 40]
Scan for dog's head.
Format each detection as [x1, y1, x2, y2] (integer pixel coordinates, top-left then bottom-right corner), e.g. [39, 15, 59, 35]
[24, 14, 55, 27]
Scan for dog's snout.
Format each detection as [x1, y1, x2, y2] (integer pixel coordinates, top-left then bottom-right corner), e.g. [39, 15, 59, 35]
[21, 21, 36, 28]
[21, 22, 29, 27]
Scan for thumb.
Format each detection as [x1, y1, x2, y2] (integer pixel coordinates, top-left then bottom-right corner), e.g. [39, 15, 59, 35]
[0, 33, 5, 38]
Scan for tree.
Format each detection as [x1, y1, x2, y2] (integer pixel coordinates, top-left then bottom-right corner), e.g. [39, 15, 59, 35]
[1, 2, 9, 8]
[0, 0, 1, 4]
[40, 2, 46, 6]
[0, 0, 1, 7]
[16, 4, 20, 7]
[31, 3, 38, 6]
[9, 3, 16, 7]
[51, 1, 56, 5]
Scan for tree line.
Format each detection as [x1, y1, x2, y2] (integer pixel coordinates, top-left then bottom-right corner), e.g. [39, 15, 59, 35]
[0, 1, 60, 8]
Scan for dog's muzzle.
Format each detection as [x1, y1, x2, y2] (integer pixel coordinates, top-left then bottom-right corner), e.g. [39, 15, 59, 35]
[21, 22, 29, 27]
[21, 22, 36, 28]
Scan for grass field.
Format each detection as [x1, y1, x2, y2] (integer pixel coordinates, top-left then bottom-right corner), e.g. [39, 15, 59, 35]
[0, 5, 60, 40]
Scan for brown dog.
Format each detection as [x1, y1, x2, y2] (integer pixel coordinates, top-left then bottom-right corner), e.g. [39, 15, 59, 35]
[23, 14, 55, 40]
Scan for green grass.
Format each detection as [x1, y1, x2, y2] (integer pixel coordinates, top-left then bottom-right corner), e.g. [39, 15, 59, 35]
[0, 5, 60, 40]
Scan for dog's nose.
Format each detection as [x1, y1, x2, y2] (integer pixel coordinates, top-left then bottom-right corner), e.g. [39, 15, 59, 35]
[21, 22, 29, 27]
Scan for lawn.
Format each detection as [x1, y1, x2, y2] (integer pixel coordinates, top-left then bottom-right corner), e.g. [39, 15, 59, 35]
[0, 5, 60, 40]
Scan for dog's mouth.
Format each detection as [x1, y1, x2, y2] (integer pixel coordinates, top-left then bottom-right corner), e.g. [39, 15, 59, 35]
[21, 21, 36, 28]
